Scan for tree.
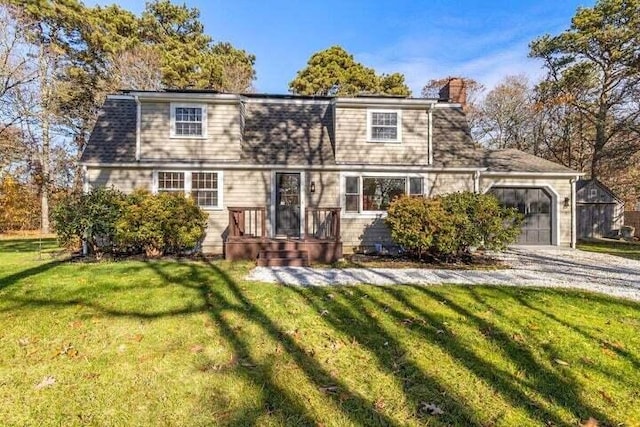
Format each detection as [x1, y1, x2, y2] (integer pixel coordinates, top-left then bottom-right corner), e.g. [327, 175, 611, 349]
[289, 46, 410, 96]
[529, 0, 640, 179]
[475, 75, 537, 152]
[141, 0, 255, 91]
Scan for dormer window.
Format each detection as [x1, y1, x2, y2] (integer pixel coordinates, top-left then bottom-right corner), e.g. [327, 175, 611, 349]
[170, 103, 207, 138]
[367, 109, 402, 143]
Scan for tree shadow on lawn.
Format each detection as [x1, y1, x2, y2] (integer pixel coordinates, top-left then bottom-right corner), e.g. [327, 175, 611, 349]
[400, 285, 619, 426]
[1, 255, 632, 426]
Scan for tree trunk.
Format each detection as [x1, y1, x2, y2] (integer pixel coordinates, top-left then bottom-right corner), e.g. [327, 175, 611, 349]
[41, 110, 50, 234]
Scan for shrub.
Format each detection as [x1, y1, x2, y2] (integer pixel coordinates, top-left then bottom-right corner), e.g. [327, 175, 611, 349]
[386, 192, 523, 261]
[53, 188, 208, 258]
[115, 190, 208, 257]
[52, 187, 126, 256]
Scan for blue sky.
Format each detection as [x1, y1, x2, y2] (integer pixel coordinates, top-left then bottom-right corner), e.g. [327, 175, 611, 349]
[87, 0, 593, 94]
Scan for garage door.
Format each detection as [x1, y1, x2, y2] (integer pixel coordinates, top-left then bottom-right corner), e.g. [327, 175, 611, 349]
[489, 187, 552, 245]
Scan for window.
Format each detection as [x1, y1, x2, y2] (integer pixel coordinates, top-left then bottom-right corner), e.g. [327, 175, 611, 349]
[363, 177, 405, 211]
[155, 171, 222, 209]
[368, 110, 401, 142]
[158, 171, 185, 193]
[171, 103, 207, 137]
[192, 172, 219, 208]
[345, 176, 360, 213]
[409, 177, 424, 196]
[344, 175, 424, 213]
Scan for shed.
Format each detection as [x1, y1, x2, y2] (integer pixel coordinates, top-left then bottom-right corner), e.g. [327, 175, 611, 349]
[576, 179, 624, 239]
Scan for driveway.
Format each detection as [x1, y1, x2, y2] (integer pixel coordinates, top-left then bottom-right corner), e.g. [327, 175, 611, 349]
[246, 247, 640, 301]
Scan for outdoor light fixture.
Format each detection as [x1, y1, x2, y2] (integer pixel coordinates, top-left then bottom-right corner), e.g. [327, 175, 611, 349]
[310, 181, 316, 193]
[564, 197, 570, 208]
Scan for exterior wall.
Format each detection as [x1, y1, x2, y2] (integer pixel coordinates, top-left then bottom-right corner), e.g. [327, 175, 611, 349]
[87, 167, 153, 192]
[334, 106, 428, 165]
[480, 176, 574, 246]
[307, 171, 340, 207]
[139, 101, 242, 161]
[427, 172, 475, 196]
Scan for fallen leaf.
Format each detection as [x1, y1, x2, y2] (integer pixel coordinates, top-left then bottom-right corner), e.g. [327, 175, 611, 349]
[35, 376, 56, 390]
[18, 338, 30, 347]
[131, 334, 144, 342]
[319, 385, 339, 394]
[69, 320, 83, 329]
[190, 344, 204, 353]
[421, 402, 444, 416]
[580, 417, 599, 427]
[554, 359, 569, 366]
[598, 390, 614, 405]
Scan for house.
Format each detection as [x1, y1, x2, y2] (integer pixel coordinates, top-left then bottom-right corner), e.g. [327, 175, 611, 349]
[80, 79, 582, 264]
[576, 179, 624, 239]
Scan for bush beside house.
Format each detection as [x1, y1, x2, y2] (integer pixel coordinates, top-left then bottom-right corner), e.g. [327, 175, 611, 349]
[386, 192, 523, 261]
[52, 188, 208, 258]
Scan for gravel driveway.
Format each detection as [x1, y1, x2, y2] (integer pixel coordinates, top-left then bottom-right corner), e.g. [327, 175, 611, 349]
[246, 247, 640, 301]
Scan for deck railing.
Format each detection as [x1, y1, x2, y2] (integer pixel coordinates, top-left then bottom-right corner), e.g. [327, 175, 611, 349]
[305, 207, 341, 241]
[227, 206, 341, 241]
[228, 207, 267, 239]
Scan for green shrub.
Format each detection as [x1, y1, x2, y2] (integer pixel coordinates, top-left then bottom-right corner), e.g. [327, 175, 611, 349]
[115, 190, 208, 257]
[52, 187, 126, 256]
[386, 192, 523, 261]
[53, 188, 208, 258]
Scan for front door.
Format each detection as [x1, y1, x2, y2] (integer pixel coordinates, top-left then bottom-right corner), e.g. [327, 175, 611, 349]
[275, 172, 301, 237]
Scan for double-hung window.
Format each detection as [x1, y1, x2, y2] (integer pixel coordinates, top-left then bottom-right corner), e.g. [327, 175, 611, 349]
[344, 175, 423, 213]
[157, 171, 185, 194]
[192, 172, 219, 208]
[155, 171, 222, 209]
[367, 110, 402, 142]
[171, 103, 207, 138]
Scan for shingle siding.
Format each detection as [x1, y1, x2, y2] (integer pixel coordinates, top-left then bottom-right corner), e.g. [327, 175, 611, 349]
[139, 101, 242, 161]
[335, 107, 428, 165]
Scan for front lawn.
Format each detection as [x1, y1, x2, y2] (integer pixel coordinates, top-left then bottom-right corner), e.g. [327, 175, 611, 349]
[1, 238, 639, 426]
[578, 239, 640, 261]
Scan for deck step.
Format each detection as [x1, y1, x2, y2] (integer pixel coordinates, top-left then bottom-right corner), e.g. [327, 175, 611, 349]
[257, 250, 309, 267]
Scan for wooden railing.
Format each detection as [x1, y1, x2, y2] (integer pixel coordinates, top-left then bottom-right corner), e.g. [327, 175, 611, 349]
[228, 207, 266, 239]
[305, 207, 341, 241]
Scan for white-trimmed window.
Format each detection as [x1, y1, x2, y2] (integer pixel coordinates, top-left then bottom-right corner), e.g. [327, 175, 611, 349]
[158, 171, 185, 193]
[344, 175, 423, 213]
[170, 103, 207, 138]
[154, 170, 223, 209]
[367, 110, 402, 142]
[192, 172, 219, 208]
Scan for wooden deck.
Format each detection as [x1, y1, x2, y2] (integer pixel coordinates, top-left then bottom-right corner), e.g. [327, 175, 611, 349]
[224, 207, 343, 264]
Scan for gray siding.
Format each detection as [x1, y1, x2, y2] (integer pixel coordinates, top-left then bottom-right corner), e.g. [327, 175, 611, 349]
[139, 101, 242, 161]
[335, 107, 428, 165]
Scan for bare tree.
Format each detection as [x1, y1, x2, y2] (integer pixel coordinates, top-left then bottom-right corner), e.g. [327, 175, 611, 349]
[110, 44, 163, 91]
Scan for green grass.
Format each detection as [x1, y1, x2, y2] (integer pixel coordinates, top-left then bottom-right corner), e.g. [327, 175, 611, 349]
[1, 238, 639, 426]
[578, 239, 640, 260]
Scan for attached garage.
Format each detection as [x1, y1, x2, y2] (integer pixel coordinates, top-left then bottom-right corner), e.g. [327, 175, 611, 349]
[488, 186, 553, 245]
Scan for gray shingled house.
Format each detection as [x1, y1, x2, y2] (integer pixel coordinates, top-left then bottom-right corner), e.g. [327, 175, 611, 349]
[80, 79, 582, 264]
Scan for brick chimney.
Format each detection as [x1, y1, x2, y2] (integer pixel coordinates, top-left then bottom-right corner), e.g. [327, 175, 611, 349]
[439, 77, 467, 108]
